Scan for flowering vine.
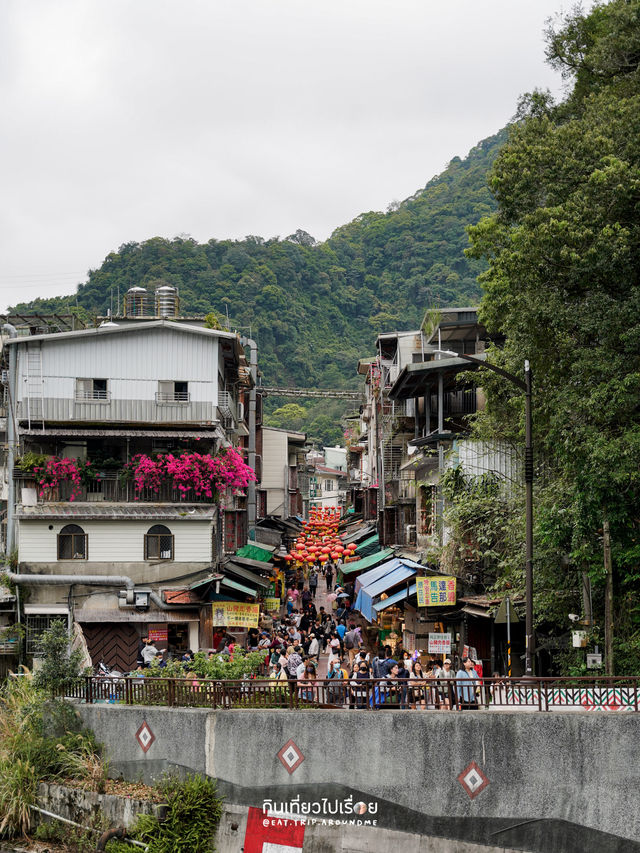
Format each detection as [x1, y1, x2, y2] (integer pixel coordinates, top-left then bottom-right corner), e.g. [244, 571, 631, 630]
[34, 457, 83, 501]
[127, 449, 256, 499]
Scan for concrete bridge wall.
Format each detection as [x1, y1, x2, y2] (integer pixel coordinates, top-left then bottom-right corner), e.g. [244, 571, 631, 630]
[76, 705, 640, 853]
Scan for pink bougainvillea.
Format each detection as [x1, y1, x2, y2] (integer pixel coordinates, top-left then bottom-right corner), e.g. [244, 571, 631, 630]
[34, 457, 83, 501]
[129, 450, 256, 499]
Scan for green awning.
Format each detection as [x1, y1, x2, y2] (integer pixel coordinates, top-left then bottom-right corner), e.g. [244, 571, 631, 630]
[220, 578, 257, 598]
[356, 534, 380, 556]
[340, 548, 396, 577]
[236, 544, 274, 563]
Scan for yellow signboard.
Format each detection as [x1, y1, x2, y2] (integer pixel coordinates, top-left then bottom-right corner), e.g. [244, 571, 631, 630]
[212, 602, 260, 628]
[264, 597, 281, 612]
[416, 576, 456, 607]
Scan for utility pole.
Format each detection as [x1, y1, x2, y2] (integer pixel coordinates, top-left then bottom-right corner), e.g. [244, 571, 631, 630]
[603, 518, 614, 676]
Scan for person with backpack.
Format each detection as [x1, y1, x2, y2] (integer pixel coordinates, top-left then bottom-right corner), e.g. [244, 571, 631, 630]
[325, 561, 334, 591]
[344, 625, 363, 665]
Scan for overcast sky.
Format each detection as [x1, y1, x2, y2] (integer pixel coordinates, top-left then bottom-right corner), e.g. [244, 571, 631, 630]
[1, 0, 591, 312]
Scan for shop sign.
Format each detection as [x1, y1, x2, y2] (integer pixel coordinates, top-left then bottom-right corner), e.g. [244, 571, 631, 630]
[264, 597, 281, 612]
[416, 576, 456, 607]
[147, 624, 168, 644]
[212, 601, 260, 628]
[428, 633, 452, 655]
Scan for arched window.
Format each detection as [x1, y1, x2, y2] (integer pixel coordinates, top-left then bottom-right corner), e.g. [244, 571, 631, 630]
[144, 524, 174, 560]
[57, 524, 87, 560]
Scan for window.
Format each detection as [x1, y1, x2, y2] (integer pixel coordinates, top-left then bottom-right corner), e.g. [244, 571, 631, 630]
[156, 381, 189, 404]
[144, 524, 174, 560]
[57, 524, 87, 560]
[75, 378, 109, 401]
[323, 479, 334, 492]
[26, 614, 69, 656]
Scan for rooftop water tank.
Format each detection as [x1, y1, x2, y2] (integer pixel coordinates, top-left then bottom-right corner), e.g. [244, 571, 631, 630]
[155, 284, 180, 317]
[125, 286, 155, 317]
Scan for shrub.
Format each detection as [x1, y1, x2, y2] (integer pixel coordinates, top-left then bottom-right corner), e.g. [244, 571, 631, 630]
[0, 758, 37, 836]
[33, 619, 83, 691]
[134, 774, 222, 853]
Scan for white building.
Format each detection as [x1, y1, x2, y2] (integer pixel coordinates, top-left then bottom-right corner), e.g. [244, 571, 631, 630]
[4, 320, 252, 668]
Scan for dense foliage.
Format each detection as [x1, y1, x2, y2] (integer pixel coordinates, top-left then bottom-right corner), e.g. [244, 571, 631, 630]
[465, 0, 640, 672]
[11, 132, 504, 403]
[0, 673, 104, 836]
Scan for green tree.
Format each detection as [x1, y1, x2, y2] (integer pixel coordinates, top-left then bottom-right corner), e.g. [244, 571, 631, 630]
[467, 0, 640, 672]
[33, 620, 83, 690]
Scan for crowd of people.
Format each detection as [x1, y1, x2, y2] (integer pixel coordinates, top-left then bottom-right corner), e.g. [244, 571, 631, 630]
[128, 558, 491, 710]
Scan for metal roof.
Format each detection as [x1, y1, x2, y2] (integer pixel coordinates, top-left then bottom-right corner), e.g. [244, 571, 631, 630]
[389, 353, 487, 400]
[18, 427, 221, 439]
[339, 548, 395, 576]
[374, 583, 417, 613]
[16, 504, 215, 521]
[5, 319, 238, 347]
[224, 562, 271, 589]
[74, 608, 200, 622]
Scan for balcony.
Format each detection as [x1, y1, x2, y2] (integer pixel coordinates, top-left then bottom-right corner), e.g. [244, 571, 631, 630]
[155, 390, 190, 404]
[17, 397, 216, 425]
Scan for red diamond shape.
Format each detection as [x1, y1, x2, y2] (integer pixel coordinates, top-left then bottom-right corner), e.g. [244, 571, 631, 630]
[277, 739, 305, 774]
[458, 761, 489, 800]
[135, 720, 156, 754]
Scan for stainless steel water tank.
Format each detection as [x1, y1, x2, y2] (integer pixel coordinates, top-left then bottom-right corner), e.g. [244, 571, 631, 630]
[155, 285, 180, 317]
[125, 286, 155, 317]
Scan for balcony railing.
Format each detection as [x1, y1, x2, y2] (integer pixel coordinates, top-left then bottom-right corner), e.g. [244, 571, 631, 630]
[74, 389, 111, 402]
[52, 475, 214, 504]
[155, 391, 190, 404]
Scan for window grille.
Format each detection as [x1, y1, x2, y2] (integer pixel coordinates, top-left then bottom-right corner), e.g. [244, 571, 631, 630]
[57, 525, 87, 560]
[144, 525, 174, 560]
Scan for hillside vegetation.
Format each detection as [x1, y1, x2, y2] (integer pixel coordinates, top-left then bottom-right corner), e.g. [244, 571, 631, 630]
[13, 130, 505, 394]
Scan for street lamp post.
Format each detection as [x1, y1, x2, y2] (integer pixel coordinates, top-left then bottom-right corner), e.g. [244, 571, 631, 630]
[437, 350, 534, 676]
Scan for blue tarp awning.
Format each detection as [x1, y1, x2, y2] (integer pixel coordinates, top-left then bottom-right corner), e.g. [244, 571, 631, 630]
[354, 557, 422, 593]
[354, 564, 418, 623]
[373, 583, 417, 613]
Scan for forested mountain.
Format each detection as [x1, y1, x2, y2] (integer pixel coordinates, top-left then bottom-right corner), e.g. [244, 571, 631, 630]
[13, 129, 505, 393]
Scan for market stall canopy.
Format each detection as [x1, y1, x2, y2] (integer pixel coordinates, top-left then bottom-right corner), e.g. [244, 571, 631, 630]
[355, 533, 380, 556]
[226, 555, 276, 575]
[220, 577, 258, 599]
[354, 565, 418, 623]
[374, 583, 418, 614]
[339, 548, 395, 577]
[224, 561, 272, 590]
[236, 543, 275, 563]
[354, 557, 422, 594]
[341, 523, 376, 546]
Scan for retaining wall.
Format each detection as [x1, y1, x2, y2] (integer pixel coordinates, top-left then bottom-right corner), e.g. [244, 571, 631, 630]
[76, 705, 640, 853]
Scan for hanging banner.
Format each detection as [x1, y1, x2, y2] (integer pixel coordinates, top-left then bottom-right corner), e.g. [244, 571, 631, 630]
[264, 597, 281, 612]
[212, 602, 260, 628]
[416, 576, 456, 607]
[147, 624, 168, 644]
[428, 633, 452, 655]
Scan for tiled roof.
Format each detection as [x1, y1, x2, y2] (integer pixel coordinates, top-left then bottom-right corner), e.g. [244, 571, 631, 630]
[162, 589, 203, 605]
[16, 503, 215, 521]
[314, 465, 347, 477]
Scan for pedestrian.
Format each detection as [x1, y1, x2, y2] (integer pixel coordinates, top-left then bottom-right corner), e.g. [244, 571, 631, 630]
[141, 638, 158, 668]
[410, 660, 428, 710]
[286, 645, 302, 683]
[327, 631, 341, 667]
[344, 624, 363, 665]
[307, 633, 319, 663]
[435, 658, 455, 710]
[309, 570, 318, 599]
[325, 561, 334, 591]
[298, 663, 318, 702]
[456, 656, 480, 710]
[349, 662, 370, 709]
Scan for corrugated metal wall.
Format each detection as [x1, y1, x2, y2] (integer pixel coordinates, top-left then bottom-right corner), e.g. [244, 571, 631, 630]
[18, 519, 213, 562]
[15, 326, 220, 408]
